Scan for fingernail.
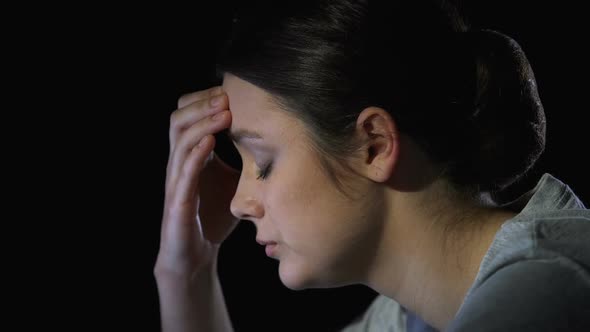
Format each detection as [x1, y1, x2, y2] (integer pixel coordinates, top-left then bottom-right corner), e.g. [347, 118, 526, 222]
[210, 95, 224, 107]
[212, 111, 226, 120]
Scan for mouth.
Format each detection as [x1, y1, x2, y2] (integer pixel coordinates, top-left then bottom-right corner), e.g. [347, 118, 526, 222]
[256, 238, 277, 246]
[256, 238, 278, 257]
[265, 243, 278, 257]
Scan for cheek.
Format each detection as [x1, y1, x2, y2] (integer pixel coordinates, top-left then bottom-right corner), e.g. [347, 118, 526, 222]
[265, 185, 311, 237]
[268, 171, 345, 252]
[264, 164, 322, 239]
[267, 169, 377, 287]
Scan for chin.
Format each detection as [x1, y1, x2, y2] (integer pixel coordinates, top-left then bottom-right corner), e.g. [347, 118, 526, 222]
[278, 258, 335, 290]
[278, 260, 309, 290]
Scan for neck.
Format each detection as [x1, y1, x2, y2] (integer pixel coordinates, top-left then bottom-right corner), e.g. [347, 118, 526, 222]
[364, 187, 517, 330]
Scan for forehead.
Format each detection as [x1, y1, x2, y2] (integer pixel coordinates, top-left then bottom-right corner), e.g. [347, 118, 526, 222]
[222, 74, 276, 119]
[221, 74, 303, 141]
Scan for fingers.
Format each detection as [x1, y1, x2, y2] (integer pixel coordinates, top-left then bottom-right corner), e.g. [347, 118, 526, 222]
[173, 134, 215, 206]
[168, 110, 230, 188]
[169, 92, 228, 150]
[165, 86, 230, 198]
[177, 86, 223, 109]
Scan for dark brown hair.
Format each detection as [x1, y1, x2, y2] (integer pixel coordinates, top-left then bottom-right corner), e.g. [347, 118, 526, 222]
[215, 0, 546, 199]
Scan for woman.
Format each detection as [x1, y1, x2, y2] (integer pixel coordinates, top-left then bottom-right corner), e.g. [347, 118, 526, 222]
[154, 0, 590, 331]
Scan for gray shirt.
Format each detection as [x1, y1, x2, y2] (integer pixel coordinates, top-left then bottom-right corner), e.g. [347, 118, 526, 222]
[342, 173, 590, 331]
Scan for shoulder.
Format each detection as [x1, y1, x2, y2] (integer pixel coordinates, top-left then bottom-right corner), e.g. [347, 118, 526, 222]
[483, 208, 590, 280]
[501, 210, 590, 271]
[449, 256, 590, 331]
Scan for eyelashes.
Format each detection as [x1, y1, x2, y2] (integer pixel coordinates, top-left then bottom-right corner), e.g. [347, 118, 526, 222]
[234, 147, 272, 181]
[256, 163, 273, 181]
[232, 145, 273, 181]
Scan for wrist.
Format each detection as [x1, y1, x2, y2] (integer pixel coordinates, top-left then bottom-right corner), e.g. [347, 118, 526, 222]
[154, 255, 218, 287]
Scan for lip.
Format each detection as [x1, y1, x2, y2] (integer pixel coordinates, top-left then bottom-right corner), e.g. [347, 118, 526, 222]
[256, 238, 278, 257]
[265, 243, 278, 257]
[256, 238, 277, 246]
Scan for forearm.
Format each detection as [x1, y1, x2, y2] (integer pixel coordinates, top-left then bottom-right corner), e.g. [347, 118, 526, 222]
[155, 261, 234, 332]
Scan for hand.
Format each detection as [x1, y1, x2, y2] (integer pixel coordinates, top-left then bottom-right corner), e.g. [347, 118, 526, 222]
[155, 86, 240, 279]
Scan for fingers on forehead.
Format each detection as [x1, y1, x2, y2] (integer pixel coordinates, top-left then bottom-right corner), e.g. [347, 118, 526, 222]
[177, 86, 224, 109]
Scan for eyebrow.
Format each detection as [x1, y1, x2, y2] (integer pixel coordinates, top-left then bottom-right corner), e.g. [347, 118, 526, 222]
[226, 128, 264, 144]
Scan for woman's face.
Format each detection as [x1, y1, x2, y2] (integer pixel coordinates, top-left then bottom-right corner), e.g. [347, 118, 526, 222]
[223, 74, 383, 290]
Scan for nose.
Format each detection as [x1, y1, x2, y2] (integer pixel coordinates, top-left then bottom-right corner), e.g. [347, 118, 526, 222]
[230, 182, 264, 222]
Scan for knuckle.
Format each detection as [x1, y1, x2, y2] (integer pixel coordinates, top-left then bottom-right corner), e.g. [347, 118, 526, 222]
[177, 93, 193, 109]
[208, 86, 223, 99]
[169, 110, 180, 128]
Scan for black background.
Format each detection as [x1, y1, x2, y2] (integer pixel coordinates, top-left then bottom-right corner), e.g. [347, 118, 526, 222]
[22, 1, 589, 331]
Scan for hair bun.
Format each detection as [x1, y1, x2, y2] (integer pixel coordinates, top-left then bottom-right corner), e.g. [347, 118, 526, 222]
[448, 29, 547, 192]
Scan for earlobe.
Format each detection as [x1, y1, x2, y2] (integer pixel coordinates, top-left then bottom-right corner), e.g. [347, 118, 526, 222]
[356, 107, 399, 183]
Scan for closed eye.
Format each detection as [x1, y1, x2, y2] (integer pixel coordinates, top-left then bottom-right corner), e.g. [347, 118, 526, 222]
[256, 163, 273, 180]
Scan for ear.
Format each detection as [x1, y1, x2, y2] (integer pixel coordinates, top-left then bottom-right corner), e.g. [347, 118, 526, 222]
[355, 107, 400, 183]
